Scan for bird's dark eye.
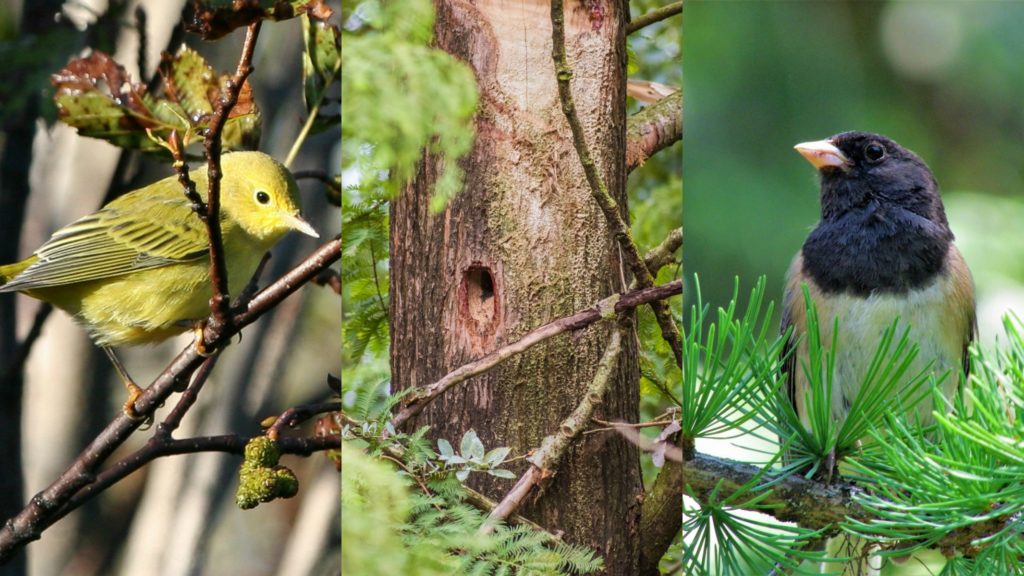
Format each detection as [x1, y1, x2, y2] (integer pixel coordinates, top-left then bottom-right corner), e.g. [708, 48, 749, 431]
[864, 142, 886, 162]
[255, 190, 270, 205]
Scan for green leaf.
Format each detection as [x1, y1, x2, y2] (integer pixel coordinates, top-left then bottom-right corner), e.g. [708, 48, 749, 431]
[437, 438, 453, 458]
[460, 430, 485, 461]
[51, 48, 261, 155]
[484, 446, 511, 467]
[301, 10, 341, 135]
[487, 469, 517, 480]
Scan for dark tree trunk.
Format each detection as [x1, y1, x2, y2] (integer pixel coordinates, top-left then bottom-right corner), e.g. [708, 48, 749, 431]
[390, 1, 641, 572]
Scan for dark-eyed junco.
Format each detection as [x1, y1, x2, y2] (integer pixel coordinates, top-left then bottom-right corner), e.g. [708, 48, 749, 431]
[783, 131, 976, 432]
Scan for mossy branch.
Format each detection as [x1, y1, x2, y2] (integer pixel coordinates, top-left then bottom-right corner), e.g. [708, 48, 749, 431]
[550, 0, 683, 368]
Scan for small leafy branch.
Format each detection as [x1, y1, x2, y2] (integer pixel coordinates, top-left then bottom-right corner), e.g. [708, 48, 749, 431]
[683, 276, 1024, 575]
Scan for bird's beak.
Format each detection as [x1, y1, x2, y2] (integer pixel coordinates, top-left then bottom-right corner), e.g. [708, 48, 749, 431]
[287, 213, 320, 238]
[794, 139, 850, 171]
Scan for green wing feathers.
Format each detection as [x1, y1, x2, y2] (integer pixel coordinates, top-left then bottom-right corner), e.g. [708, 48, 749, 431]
[0, 186, 208, 293]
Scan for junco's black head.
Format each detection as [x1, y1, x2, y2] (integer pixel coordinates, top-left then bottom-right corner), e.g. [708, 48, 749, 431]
[794, 131, 949, 227]
[794, 131, 954, 295]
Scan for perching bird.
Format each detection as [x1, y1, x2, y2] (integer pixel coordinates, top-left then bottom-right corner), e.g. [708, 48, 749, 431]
[782, 131, 975, 575]
[0, 151, 318, 414]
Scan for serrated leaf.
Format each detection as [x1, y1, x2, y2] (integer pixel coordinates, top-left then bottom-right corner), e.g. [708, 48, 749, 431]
[51, 49, 261, 155]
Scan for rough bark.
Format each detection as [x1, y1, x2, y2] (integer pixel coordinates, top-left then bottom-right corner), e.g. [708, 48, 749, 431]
[390, 0, 640, 572]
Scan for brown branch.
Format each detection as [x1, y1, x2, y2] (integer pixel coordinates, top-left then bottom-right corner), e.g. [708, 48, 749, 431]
[481, 327, 623, 533]
[0, 237, 340, 562]
[640, 453, 683, 576]
[267, 402, 341, 440]
[685, 451, 1019, 557]
[62, 434, 339, 516]
[627, 1, 683, 35]
[642, 227, 682, 278]
[685, 452, 864, 530]
[391, 280, 681, 429]
[550, 1, 683, 368]
[202, 20, 262, 327]
[626, 91, 682, 174]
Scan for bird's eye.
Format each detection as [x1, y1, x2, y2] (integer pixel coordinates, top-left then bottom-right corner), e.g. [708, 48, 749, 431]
[864, 142, 886, 162]
[255, 190, 270, 205]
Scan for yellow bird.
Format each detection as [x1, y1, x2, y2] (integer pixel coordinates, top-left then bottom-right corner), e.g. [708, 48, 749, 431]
[0, 151, 318, 413]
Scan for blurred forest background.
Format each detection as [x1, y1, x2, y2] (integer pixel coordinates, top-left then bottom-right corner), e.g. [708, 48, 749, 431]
[685, 1, 1024, 351]
[0, 1, 340, 575]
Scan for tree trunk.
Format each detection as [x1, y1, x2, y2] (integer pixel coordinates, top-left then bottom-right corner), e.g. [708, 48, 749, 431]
[390, 1, 640, 572]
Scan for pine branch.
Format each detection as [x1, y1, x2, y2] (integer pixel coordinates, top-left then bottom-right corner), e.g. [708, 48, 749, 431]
[685, 450, 1016, 556]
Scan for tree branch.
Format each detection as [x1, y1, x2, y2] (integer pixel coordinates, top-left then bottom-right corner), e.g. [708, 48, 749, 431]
[482, 327, 623, 533]
[61, 402, 340, 518]
[550, 1, 683, 368]
[684, 450, 1017, 557]
[392, 280, 681, 429]
[626, 91, 682, 173]
[641, 226, 682, 279]
[0, 237, 340, 562]
[627, 1, 683, 35]
[202, 20, 262, 327]
[640, 447, 683, 575]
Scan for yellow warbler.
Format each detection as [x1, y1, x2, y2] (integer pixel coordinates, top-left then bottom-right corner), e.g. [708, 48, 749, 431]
[0, 151, 317, 347]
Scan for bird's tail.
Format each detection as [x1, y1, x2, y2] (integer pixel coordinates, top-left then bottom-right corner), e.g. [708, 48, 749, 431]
[0, 260, 31, 290]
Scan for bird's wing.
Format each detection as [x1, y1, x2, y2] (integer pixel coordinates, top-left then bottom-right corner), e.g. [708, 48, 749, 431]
[780, 253, 807, 420]
[2, 192, 208, 291]
[948, 245, 977, 380]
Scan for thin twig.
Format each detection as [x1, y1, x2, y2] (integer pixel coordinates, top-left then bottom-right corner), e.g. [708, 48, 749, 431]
[550, 1, 683, 368]
[155, 354, 221, 440]
[267, 401, 341, 440]
[391, 280, 681, 429]
[626, 1, 683, 35]
[284, 57, 340, 169]
[61, 434, 338, 517]
[202, 21, 262, 327]
[481, 327, 623, 533]
[585, 417, 676, 435]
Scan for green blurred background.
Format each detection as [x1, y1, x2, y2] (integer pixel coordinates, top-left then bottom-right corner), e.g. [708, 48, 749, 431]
[684, 0, 1024, 348]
